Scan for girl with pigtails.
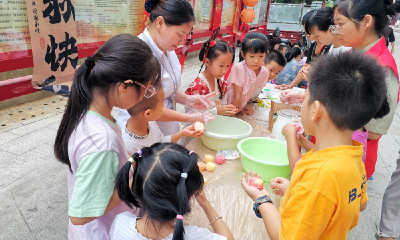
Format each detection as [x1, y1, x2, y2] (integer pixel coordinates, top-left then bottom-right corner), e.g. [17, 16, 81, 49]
[110, 143, 234, 240]
[185, 39, 238, 116]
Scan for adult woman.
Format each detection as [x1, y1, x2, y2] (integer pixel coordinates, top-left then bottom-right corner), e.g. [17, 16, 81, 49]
[277, 9, 331, 89]
[118, 0, 212, 136]
[274, 47, 303, 85]
[333, 1, 400, 239]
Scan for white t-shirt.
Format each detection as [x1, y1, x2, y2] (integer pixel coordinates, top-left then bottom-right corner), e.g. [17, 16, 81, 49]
[118, 28, 182, 136]
[110, 212, 227, 240]
[119, 120, 172, 156]
[329, 45, 351, 55]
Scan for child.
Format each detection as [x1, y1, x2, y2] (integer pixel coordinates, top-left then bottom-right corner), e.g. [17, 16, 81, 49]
[119, 87, 204, 156]
[241, 51, 390, 240]
[264, 50, 287, 83]
[111, 143, 234, 240]
[275, 47, 302, 85]
[223, 32, 269, 115]
[185, 39, 237, 116]
[54, 34, 161, 238]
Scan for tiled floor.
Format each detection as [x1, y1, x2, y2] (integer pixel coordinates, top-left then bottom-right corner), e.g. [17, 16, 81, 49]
[0, 36, 399, 240]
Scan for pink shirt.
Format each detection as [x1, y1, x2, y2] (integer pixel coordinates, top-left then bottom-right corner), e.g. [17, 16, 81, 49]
[223, 61, 269, 112]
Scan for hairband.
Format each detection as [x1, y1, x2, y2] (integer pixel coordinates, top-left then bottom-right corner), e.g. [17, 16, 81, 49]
[85, 55, 95, 70]
[128, 150, 142, 164]
[176, 215, 184, 220]
[228, 41, 234, 49]
[181, 173, 188, 178]
[203, 40, 217, 63]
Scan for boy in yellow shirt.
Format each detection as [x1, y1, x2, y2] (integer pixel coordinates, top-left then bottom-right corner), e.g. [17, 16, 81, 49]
[241, 51, 390, 240]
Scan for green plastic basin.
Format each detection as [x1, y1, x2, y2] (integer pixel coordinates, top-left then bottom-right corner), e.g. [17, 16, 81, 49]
[238, 137, 291, 183]
[201, 116, 253, 151]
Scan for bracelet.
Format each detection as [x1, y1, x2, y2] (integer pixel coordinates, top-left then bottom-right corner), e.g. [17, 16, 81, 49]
[209, 216, 222, 225]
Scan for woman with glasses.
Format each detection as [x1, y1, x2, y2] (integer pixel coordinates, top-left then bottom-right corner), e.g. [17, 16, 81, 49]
[118, 0, 213, 138]
[334, 1, 400, 239]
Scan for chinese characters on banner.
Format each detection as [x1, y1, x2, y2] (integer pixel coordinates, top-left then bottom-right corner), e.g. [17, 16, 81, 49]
[0, 0, 31, 60]
[26, 0, 78, 94]
[74, 0, 145, 47]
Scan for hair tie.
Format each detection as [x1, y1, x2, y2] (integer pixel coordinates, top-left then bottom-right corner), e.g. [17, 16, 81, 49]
[85, 56, 95, 70]
[128, 157, 135, 164]
[176, 215, 184, 220]
[189, 151, 194, 155]
[181, 173, 188, 178]
[137, 149, 142, 157]
[228, 41, 234, 49]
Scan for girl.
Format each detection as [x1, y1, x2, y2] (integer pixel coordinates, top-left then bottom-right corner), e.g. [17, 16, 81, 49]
[118, 0, 213, 137]
[275, 47, 303, 85]
[333, 1, 400, 239]
[305, 7, 351, 54]
[223, 32, 269, 115]
[111, 143, 234, 240]
[185, 39, 237, 116]
[54, 34, 161, 239]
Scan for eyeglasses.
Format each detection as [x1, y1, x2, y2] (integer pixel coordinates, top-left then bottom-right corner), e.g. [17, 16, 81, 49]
[330, 20, 357, 34]
[134, 81, 156, 98]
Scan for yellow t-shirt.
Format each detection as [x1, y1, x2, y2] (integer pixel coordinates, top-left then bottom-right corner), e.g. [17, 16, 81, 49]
[279, 141, 368, 240]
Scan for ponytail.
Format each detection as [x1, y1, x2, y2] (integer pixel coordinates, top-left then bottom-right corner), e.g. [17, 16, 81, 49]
[286, 47, 302, 62]
[54, 34, 161, 173]
[115, 152, 142, 208]
[54, 60, 93, 171]
[172, 152, 199, 240]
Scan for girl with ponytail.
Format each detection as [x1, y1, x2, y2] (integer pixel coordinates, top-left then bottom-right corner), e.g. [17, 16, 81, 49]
[111, 143, 234, 240]
[54, 34, 161, 239]
[185, 39, 238, 116]
[333, 0, 400, 180]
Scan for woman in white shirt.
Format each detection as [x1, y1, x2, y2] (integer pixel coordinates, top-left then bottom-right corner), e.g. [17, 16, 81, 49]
[118, 0, 212, 136]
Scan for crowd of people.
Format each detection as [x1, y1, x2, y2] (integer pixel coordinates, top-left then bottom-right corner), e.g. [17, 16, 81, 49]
[53, 0, 400, 239]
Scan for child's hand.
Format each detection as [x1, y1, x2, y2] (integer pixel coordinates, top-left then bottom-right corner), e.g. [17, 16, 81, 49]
[241, 170, 270, 201]
[276, 84, 293, 90]
[281, 123, 299, 139]
[217, 104, 238, 116]
[195, 189, 209, 209]
[242, 106, 254, 115]
[181, 122, 205, 138]
[270, 177, 290, 196]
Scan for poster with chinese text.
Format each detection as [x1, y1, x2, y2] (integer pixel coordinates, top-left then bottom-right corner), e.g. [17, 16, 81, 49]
[26, 0, 78, 94]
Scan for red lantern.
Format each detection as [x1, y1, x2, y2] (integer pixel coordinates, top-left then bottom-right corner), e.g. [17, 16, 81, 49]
[244, 0, 258, 7]
[240, 9, 256, 24]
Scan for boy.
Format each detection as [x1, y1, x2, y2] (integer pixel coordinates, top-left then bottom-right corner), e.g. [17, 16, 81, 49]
[242, 51, 389, 240]
[264, 50, 287, 81]
[118, 88, 203, 156]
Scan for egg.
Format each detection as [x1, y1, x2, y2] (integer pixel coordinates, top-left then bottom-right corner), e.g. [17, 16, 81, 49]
[204, 154, 214, 163]
[197, 162, 206, 172]
[249, 177, 264, 190]
[194, 121, 205, 131]
[206, 162, 216, 172]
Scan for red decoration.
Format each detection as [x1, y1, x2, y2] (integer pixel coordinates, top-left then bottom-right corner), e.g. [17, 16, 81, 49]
[244, 0, 258, 7]
[240, 9, 256, 24]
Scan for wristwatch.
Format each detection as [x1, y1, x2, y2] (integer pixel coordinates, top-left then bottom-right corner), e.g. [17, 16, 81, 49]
[253, 195, 273, 218]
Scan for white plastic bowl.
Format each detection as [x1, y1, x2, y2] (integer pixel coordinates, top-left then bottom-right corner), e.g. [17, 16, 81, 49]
[201, 115, 253, 151]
